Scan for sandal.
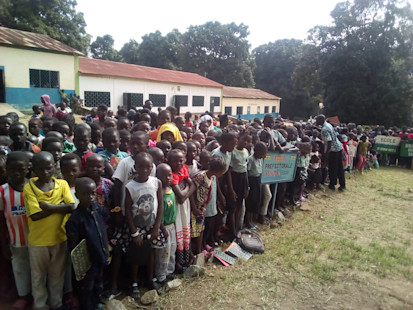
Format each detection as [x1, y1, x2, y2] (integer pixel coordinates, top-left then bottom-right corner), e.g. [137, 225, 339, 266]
[249, 225, 259, 231]
[105, 289, 122, 302]
[130, 284, 140, 300]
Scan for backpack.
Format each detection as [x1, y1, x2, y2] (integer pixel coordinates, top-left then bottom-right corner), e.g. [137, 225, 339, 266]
[236, 229, 265, 254]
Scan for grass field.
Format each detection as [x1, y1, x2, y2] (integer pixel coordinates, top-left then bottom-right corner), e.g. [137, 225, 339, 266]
[157, 167, 413, 310]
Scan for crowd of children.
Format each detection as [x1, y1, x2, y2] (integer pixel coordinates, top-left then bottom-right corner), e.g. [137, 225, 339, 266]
[0, 98, 411, 309]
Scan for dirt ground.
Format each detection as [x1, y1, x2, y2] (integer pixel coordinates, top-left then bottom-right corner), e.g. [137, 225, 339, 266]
[157, 167, 413, 310]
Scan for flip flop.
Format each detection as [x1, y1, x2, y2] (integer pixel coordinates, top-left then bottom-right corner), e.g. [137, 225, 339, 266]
[249, 225, 259, 230]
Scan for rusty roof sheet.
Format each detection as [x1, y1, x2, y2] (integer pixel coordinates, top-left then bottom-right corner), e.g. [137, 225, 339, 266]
[79, 57, 224, 88]
[0, 26, 82, 55]
[223, 86, 281, 100]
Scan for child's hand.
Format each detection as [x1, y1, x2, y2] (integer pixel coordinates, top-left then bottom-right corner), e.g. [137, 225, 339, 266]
[132, 235, 143, 247]
[161, 228, 169, 240]
[39, 201, 50, 211]
[192, 208, 203, 217]
[201, 207, 206, 215]
[149, 227, 159, 241]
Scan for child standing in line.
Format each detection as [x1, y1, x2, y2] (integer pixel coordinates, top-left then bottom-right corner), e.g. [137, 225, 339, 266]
[66, 177, 109, 310]
[167, 149, 195, 273]
[245, 142, 268, 229]
[85, 154, 113, 210]
[9, 123, 41, 153]
[229, 132, 251, 233]
[60, 153, 81, 206]
[98, 128, 128, 179]
[52, 121, 74, 153]
[125, 152, 164, 299]
[41, 137, 63, 179]
[185, 141, 199, 177]
[308, 141, 322, 190]
[0, 152, 31, 309]
[357, 135, 371, 174]
[73, 125, 94, 171]
[28, 118, 44, 146]
[31, 105, 42, 119]
[155, 163, 177, 284]
[191, 157, 227, 254]
[23, 152, 75, 310]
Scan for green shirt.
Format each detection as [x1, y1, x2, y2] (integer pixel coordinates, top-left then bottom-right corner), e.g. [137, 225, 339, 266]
[162, 189, 176, 226]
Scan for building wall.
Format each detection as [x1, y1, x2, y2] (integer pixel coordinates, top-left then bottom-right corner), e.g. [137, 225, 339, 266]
[222, 97, 280, 119]
[79, 75, 222, 114]
[0, 46, 75, 109]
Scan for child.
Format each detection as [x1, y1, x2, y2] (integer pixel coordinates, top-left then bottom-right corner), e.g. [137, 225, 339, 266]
[66, 177, 109, 310]
[52, 121, 75, 153]
[192, 132, 206, 149]
[157, 123, 183, 143]
[60, 153, 82, 205]
[73, 125, 94, 171]
[167, 149, 195, 272]
[56, 102, 71, 121]
[28, 118, 44, 146]
[98, 128, 128, 179]
[245, 142, 268, 229]
[23, 152, 75, 310]
[357, 135, 371, 174]
[0, 152, 31, 309]
[0, 155, 7, 185]
[9, 123, 41, 153]
[40, 94, 56, 118]
[155, 163, 177, 283]
[118, 118, 132, 132]
[0, 115, 12, 136]
[90, 122, 103, 152]
[125, 152, 164, 298]
[93, 104, 108, 129]
[157, 140, 172, 160]
[148, 147, 165, 166]
[85, 154, 113, 209]
[229, 133, 251, 234]
[186, 141, 199, 177]
[172, 141, 187, 155]
[293, 142, 312, 203]
[150, 110, 171, 141]
[308, 141, 322, 190]
[40, 116, 56, 137]
[42, 137, 63, 178]
[191, 157, 226, 254]
[32, 105, 42, 119]
[119, 129, 131, 153]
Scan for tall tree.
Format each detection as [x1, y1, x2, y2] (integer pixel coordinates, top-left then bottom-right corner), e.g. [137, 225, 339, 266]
[119, 39, 140, 64]
[181, 21, 255, 87]
[136, 30, 183, 70]
[309, 0, 413, 126]
[90, 34, 122, 61]
[253, 39, 313, 119]
[0, 0, 90, 54]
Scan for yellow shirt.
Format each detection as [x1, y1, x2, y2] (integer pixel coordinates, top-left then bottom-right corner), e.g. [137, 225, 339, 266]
[24, 178, 75, 246]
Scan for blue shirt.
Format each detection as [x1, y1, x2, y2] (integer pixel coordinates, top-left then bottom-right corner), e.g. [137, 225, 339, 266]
[321, 122, 342, 152]
[66, 203, 109, 265]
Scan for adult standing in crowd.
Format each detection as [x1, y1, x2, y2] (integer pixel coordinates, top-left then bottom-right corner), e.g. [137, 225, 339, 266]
[316, 114, 346, 191]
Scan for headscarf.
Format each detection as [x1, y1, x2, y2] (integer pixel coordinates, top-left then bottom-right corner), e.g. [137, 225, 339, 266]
[41, 94, 56, 118]
[156, 123, 183, 142]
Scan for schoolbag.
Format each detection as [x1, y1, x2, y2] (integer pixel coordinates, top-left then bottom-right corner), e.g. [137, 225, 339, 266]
[236, 229, 265, 254]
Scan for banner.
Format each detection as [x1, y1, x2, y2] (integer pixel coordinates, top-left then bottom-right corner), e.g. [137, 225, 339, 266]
[400, 141, 413, 157]
[374, 135, 401, 154]
[261, 151, 299, 184]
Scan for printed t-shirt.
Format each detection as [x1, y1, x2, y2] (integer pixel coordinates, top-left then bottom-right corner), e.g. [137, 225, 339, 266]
[162, 189, 176, 226]
[23, 178, 75, 246]
[125, 176, 159, 228]
[98, 149, 129, 172]
[0, 183, 28, 247]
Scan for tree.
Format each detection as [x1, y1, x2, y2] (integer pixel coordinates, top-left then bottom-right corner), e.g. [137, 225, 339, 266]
[181, 21, 255, 87]
[136, 30, 183, 70]
[90, 34, 122, 62]
[253, 39, 314, 119]
[0, 0, 90, 54]
[119, 39, 140, 64]
[309, 0, 413, 126]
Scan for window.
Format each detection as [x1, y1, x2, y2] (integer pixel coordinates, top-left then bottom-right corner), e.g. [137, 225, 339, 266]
[210, 96, 220, 107]
[272, 106, 276, 113]
[123, 93, 143, 108]
[224, 107, 232, 115]
[236, 106, 243, 115]
[192, 96, 204, 107]
[264, 106, 269, 113]
[84, 91, 110, 107]
[149, 94, 166, 107]
[175, 95, 188, 107]
[257, 106, 261, 114]
[30, 69, 59, 88]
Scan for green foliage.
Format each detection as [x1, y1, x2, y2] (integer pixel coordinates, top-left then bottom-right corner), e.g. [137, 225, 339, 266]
[119, 39, 140, 64]
[310, 0, 413, 126]
[90, 34, 122, 62]
[0, 0, 90, 54]
[181, 21, 255, 88]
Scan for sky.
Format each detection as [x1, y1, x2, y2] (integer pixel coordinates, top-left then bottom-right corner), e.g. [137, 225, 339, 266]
[76, 0, 340, 50]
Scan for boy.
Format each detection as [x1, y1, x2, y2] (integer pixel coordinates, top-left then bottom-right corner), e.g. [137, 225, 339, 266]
[0, 152, 31, 309]
[9, 122, 41, 153]
[98, 128, 128, 179]
[42, 137, 63, 178]
[66, 177, 109, 310]
[32, 105, 42, 119]
[155, 163, 177, 283]
[93, 104, 108, 129]
[23, 152, 75, 309]
[28, 118, 44, 146]
[52, 121, 74, 153]
[60, 153, 82, 205]
[0, 115, 12, 136]
[73, 125, 94, 171]
[148, 147, 165, 166]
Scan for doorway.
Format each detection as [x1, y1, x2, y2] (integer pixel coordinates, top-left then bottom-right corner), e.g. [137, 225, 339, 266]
[0, 69, 5, 102]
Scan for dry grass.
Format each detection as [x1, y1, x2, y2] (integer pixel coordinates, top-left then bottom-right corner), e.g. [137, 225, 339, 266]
[155, 167, 413, 310]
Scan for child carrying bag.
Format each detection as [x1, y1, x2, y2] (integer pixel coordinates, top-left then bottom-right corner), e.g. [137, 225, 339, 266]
[236, 229, 265, 254]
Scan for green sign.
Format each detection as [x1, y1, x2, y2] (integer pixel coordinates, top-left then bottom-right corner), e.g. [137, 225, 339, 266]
[400, 141, 413, 157]
[374, 135, 401, 154]
[261, 151, 299, 184]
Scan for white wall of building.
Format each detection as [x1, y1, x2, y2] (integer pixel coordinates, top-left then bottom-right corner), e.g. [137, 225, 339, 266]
[79, 75, 222, 115]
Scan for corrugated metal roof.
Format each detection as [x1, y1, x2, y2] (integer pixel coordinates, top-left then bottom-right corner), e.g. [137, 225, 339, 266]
[0, 26, 82, 55]
[223, 86, 281, 100]
[79, 57, 224, 88]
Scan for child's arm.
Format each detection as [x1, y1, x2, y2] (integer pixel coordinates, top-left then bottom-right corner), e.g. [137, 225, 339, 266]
[150, 180, 164, 241]
[124, 188, 142, 247]
[171, 178, 195, 204]
[226, 167, 237, 202]
[39, 201, 75, 213]
[104, 161, 115, 180]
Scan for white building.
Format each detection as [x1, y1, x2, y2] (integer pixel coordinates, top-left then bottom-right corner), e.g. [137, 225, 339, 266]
[79, 57, 223, 114]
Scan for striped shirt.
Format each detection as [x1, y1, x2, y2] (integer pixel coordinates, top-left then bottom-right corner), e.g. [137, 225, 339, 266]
[0, 183, 29, 247]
